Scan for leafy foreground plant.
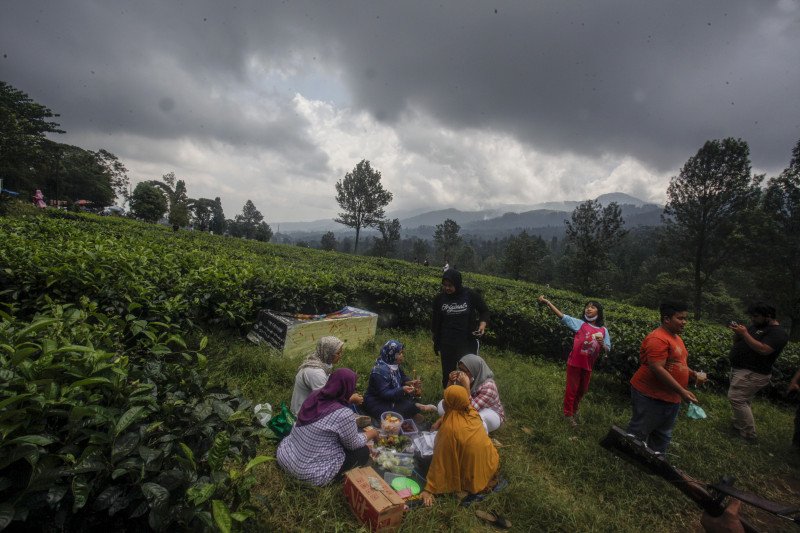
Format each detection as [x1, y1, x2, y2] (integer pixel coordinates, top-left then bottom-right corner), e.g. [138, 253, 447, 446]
[0, 301, 271, 532]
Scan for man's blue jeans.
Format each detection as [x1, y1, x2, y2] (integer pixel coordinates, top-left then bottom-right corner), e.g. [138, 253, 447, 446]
[626, 387, 681, 453]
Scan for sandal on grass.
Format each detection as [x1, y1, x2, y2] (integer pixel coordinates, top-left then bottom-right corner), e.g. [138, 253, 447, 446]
[475, 510, 512, 529]
[459, 492, 487, 507]
[492, 476, 509, 493]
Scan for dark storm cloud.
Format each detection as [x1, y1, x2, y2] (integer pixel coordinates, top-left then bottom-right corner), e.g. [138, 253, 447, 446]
[1, 1, 330, 172]
[2, 0, 798, 182]
[296, 1, 800, 172]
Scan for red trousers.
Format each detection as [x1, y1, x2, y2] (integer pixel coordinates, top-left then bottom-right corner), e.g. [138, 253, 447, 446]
[563, 364, 592, 417]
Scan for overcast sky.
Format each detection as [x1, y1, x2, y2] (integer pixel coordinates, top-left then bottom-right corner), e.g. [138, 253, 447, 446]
[2, 1, 799, 222]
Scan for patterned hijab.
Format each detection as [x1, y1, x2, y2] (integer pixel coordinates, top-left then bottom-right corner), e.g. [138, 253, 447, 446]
[374, 339, 404, 388]
[297, 336, 344, 374]
[424, 385, 499, 495]
[378, 339, 404, 365]
[295, 368, 357, 427]
[459, 354, 494, 394]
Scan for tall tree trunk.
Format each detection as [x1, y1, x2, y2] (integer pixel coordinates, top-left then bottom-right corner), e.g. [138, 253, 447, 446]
[693, 239, 705, 319]
[354, 226, 360, 254]
[693, 265, 703, 319]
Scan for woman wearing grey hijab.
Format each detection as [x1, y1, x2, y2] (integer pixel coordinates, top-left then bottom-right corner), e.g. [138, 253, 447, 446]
[434, 354, 505, 433]
[291, 336, 362, 414]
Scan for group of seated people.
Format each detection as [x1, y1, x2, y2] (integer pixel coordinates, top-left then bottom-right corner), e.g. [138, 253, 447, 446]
[276, 336, 506, 506]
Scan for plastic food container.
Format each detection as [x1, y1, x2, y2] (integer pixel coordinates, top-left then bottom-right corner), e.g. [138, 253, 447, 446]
[400, 418, 418, 438]
[380, 411, 403, 435]
[375, 449, 415, 475]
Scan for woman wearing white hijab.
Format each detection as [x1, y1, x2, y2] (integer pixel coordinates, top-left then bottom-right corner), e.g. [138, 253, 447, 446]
[290, 336, 362, 414]
[433, 354, 505, 433]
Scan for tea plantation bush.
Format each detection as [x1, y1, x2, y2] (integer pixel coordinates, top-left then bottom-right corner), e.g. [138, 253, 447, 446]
[0, 299, 271, 531]
[1, 212, 797, 394]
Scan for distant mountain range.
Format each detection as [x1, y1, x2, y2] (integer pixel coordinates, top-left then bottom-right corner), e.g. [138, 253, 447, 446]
[271, 192, 663, 238]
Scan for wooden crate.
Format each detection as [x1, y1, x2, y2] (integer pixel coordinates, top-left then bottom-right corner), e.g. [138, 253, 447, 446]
[247, 306, 378, 359]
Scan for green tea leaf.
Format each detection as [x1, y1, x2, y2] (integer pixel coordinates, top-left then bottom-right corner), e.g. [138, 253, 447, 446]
[11, 346, 39, 365]
[114, 406, 146, 436]
[179, 442, 196, 472]
[0, 393, 33, 410]
[70, 377, 112, 388]
[141, 482, 169, 504]
[70, 453, 106, 474]
[211, 401, 233, 421]
[15, 319, 59, 339]
[0, 423, 21, 441]
[54, 345, 96, 354]
[186, 482, 216, 505]
[112, 432, 140, 460]
[165, 334, 187, 349]
[207, 432, 230, 472]
[211, 500, 232, 533]
[5, 435, 54, 447]
[94, 485, 124, 511]
[138, 446, 162, 467]
[243, 455, 273, 473]
[72, 476, 90, 512]
[142, 481, 170, 530]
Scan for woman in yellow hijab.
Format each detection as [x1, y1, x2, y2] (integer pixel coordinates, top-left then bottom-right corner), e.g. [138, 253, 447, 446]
[421, 385, 500, 506]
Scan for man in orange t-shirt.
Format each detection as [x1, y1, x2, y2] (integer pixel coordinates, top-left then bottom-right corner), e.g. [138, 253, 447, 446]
[626, 301, 705, 453]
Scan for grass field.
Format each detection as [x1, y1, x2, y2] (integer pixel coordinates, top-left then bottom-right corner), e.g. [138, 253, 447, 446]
[206, 327, 800, 533]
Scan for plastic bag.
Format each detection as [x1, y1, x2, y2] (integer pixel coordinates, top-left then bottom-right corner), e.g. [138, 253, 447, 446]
[254, 403, 272, 427]
[412, 431, 437, 457]
[687, 402, 707, 420]
[267, 402, 296, 439]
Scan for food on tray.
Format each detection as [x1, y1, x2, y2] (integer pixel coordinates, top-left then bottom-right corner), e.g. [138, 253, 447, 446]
[376, 434, 410, 452]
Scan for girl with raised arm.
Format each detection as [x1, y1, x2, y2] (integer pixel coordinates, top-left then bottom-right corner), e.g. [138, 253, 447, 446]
[538, 295, 611, 426]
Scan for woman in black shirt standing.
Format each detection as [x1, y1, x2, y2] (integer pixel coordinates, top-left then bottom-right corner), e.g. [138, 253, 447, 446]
[431, 268, 490, 389]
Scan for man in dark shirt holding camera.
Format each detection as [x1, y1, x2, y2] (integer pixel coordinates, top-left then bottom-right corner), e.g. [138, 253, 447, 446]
[727, 302, 789, 443]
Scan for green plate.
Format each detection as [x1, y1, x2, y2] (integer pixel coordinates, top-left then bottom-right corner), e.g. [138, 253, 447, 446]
[390, 476, 421, 495]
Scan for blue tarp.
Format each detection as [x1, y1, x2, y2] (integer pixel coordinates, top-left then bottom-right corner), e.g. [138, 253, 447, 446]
[1, 189, 20, 197]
